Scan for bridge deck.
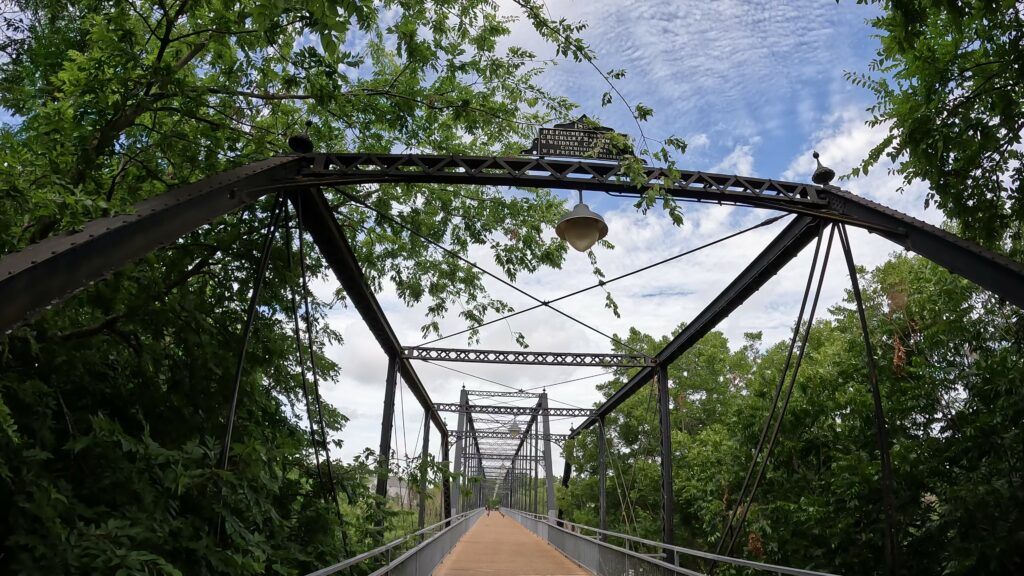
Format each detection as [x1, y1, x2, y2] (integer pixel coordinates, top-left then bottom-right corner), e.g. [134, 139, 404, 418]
[433, 512, 589, 575]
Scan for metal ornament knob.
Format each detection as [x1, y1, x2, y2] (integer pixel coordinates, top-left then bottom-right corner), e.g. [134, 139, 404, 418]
[811, 151, 835, 186]
[288, 133, 313, 154]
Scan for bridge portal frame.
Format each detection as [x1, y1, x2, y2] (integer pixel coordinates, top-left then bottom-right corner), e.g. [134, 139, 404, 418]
[1, 150, 1022, 562]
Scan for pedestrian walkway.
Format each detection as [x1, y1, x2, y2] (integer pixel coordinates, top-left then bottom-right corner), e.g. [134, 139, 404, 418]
[433, 512, 589, 575]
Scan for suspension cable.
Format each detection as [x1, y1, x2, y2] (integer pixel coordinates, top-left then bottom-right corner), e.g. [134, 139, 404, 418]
[711, 221, 825, 561]
[838, 223, 898, 576]
[219, 194, 286, 471]
[521, 370, 615, 391]
[330, 187, 644, 354]
[297, 193, 347, 552]
[284, 203, 328, 502]
[422, 214, 791, 346]
[721, 224, 835, 561]
[606, 418, 641, 536]
[399, 377, 409, 459]
[421, 359, 521, 391]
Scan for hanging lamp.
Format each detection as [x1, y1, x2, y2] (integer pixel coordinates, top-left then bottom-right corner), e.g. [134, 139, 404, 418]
[555, 190, 608, 252]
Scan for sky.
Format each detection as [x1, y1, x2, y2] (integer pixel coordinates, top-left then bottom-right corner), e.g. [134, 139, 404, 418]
[318, 0, 944, 482]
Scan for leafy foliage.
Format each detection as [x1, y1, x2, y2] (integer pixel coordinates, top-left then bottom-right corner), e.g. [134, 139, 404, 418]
[561, 255, 1024, 575]
[848, 0, 1024, 253]
[0, 0, 644, 574]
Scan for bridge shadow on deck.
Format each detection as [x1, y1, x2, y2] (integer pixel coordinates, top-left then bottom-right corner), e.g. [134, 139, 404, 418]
[433, 513, 589, 576]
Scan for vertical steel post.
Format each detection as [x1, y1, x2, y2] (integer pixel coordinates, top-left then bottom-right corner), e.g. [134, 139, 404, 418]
[598, 416, 608, 539]
[452, 388, 467, 516]
[533, 429, 540, 514]
[418, 408, 430, 530]
[376, 354, 399, 499]
[515, 457, 519, 511]
[442, 433, 452, 524]
[558, 459, 572, 526]
[839, 225, 898, 575]
[477, 449, 484, 509]
[517, 457, 521, 510]
[657, 363, 675, 546]
[540, 392, 557, 520]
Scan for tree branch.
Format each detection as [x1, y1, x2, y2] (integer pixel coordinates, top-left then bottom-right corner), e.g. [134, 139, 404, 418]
[207, 88, 316, 100]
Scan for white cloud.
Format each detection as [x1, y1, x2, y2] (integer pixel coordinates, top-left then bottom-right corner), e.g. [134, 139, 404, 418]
[687, 133, 710, 151]
[713, 143, 757, 176]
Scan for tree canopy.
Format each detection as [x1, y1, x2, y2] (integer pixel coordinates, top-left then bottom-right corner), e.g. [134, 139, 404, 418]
[561, 254, 1024, 575]
[0, 0, 611, 573]
[849, 0, 1024, 254]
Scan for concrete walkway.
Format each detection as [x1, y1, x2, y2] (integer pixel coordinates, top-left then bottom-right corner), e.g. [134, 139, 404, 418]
[433, 513, 589, 575]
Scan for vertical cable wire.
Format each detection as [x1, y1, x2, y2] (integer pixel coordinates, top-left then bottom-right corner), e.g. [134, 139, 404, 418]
[838, 224, 898, 576]
[714, 222, 826, 561]
[284, 203, 328, 501]
[722, 224, 835, 559]
[219, 194, 286, 471]
[296, 193, 347, 553]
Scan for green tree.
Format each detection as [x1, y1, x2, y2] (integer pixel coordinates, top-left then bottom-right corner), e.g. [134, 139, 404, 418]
[0, 1, 641, 574]
[562, 255, 1024, 575]
[848, 0, 1024, 253]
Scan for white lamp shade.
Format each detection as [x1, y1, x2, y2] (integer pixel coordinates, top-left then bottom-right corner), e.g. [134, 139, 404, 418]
[556, 202, 608, 252]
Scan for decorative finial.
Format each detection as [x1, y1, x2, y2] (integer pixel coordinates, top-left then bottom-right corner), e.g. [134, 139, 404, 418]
[811, 150, 835, 186]
[287, 120, 314, 153]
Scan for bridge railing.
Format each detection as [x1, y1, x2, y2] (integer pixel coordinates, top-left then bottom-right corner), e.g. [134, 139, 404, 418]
[305, 508, 483, 576]
[503, 508, 839, 576]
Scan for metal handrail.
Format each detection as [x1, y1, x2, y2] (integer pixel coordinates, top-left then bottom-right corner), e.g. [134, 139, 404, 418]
[305, 509, 482, 576]
[505, 509, 840, 576]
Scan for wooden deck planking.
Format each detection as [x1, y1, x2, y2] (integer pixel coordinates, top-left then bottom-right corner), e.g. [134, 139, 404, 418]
[432, 513, 589, 575]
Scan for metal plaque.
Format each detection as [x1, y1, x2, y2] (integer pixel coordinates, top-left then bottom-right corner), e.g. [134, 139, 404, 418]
[522, 115, 631, 160]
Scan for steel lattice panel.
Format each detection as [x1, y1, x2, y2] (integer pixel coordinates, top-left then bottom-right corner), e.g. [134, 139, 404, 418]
[435, 403, 592, 417]
[465, 390, 541, 398]
[403, 346, 653, 367]
[451, 430, 569, 443]
[301, 153, 826, 208]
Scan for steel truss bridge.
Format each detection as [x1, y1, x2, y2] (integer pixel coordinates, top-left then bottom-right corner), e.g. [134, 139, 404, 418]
[2, 149, 1022, 576]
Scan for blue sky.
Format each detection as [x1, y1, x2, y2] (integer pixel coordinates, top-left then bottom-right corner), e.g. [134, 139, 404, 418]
[503, 0, 883, 181]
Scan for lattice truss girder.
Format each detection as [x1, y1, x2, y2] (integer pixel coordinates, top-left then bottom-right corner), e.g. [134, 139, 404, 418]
[457, 433, 568, 445]
[436, 403, 592, 417]
[403, 346, 653, 367]
[303, 153, 824, 205]
[465, 390, 541, 399]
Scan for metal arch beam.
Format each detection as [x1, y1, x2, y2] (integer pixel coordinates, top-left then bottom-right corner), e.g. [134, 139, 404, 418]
[821, 187, 1024, 309]
[299, 154, 825, 209]
[4, 153, 1022, 338]
[572, 215, 821, 436]
[0, 156, 306, 333]
[434, 403, 593, 417]
[291, 189, 448, 434]
[299, 154, 1024, 307]
[403, 346, 654, 367]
